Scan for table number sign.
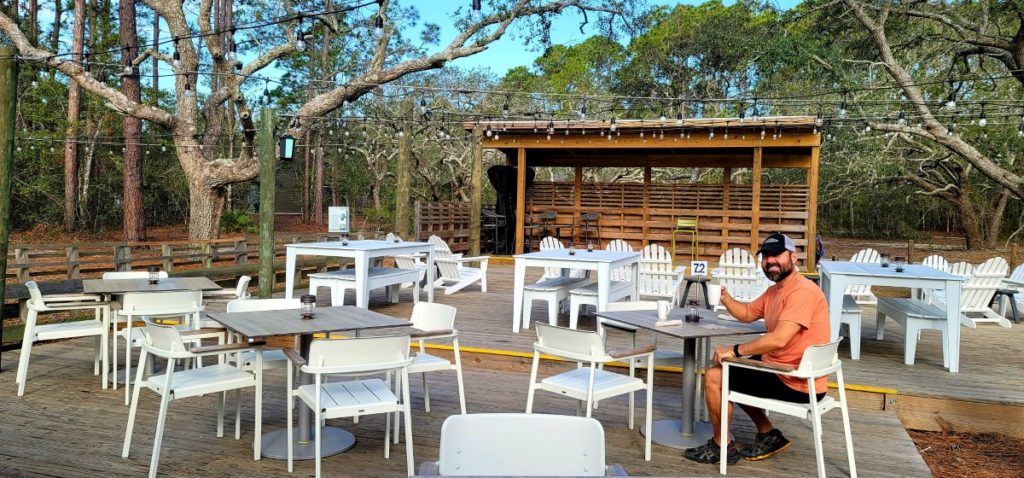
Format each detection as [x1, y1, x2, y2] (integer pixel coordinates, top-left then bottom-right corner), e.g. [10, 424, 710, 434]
[690, 260, 708, 276]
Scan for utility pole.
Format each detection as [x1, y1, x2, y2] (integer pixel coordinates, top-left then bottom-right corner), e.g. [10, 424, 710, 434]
[258, 108, 277, 298]
[0, 46, 20, 369]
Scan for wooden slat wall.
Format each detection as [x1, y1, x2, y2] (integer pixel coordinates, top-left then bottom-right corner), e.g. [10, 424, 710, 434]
[527, 181, 810, 264]
[415, 201, 472, 254]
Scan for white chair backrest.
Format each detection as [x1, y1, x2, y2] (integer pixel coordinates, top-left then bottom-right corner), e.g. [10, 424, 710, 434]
[1010, 263, 1024, 283]
[974, 256, 1008, 277]
[603, 300, 659, 312]
[410, 302, 457, 331]
[394, 254, 420, 270]
[849, 248, 881, 264]
[103, 270, 169, 279]
[960, 257, 1008, 310]
[386, 232, 402, 242]
[429, 235, 455, 261]
[605, 239, 632, 252]
[535, 323, 605, 361]
[305, 335, 411, 374]
[539, 236, 566, 280]
[437, 414, 607, 476]
[226, 297, 300, 312]
[796, 339, 841, 374]
[141, 320, 189, 356]
[948, 261, 973, 278]
[638, 244, 680, 298]
[233, 275, 252, 298]
[717, 248, 760, 301]
[920, 254, 949, 272]
[605, 239, 634, 282]
[121, 290, 202, 313]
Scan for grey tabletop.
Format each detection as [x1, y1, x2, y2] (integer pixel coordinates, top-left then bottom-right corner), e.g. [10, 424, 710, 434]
[514, 249, 639, 262]
[285, 240, 431, 251]
[818, 261, 963, 281]
[205, 305, 410, 339]
[82, 276, 221, 294]
[596, 307, 766, 340]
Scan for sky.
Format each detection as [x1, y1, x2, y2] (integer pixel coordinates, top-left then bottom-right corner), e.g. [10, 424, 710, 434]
[415, 0, 802, 76]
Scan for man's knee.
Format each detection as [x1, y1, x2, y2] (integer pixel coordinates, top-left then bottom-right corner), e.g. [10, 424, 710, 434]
[705, 366, 722, 389]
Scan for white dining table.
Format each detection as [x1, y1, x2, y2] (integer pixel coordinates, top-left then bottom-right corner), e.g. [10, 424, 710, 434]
[511, 249, 640, 333]
[818, 260, 964, 372]
[284, 240, 435, 308]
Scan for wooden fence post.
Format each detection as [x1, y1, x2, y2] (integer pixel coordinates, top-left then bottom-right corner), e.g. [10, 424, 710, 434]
[414, 200, 422, 241]
[14, 247, 28, 282]
[114, 245, 131, 271]
[201, 242, 213, 268]
[235, 239, 248, 265]
[470, 124, 482, 256]
[66, 246, 80, 279]
[161, 244, 173, 271]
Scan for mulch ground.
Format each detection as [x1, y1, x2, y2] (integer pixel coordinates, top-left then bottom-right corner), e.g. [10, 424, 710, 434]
[909, 430, 1024, 478]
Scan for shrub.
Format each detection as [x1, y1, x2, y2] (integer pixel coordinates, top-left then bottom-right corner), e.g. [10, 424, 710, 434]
[220, 209, 258, 233]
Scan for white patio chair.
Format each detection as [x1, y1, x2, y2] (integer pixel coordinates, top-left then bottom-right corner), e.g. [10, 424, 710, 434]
[429, 235, 490, 295]
[958, 257, 1011, 328]
[285, 335, 415, 477]
[393, 303, 466, 442]
[997, 263, 1024, 320]
[388, 234, 429, 289]
[712, 248, 760, 310]
[846, 248, 881, 305]
[114, 290, 205, 405]
[720, 339, 856, 478]
[526, 323, 655, 461]
[919, 254, 949, 272]
[16, 281, 111, 397]
[567, 240, 636, 329]
[122, 320, 265, 478]
[637, 244, 686, 304]
[202, 275, 252, 303]
[419, 414, 628, 476]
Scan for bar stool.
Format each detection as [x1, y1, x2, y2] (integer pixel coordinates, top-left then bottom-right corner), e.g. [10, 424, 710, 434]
[578, 212, 600, 247]
[671, 216, 699, 262]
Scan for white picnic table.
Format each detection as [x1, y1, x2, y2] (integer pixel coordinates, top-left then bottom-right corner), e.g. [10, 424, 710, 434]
[818, 260, 964, 372]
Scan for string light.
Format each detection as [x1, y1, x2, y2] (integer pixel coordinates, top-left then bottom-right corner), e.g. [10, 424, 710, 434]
[374, 16, 385, 40]
[838, 91, 847, 119]
[471, 0, 483, 22]
[420, 97, 428, 115]
[172, 38, 181, 69]
[295, 20, 307, 52]
[945, 79, 957, 110]
[978, 102, 987, 127]
[226, 28, 238, 61]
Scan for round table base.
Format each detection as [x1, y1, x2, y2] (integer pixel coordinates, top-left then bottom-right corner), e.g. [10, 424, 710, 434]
[641, 419, 714, 449]
[261, 426, 356, 460]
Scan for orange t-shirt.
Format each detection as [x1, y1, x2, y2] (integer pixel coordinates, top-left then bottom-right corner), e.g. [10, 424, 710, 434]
[746, 273, 831, 394]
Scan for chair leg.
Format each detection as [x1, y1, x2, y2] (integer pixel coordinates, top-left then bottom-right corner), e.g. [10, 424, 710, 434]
[15, 311, 36, 396]
[525, 353, 540, 413]
[393, 372, 402, 444]
[402, 371, 415, 477]
[235, 388, 242, 439]
[875, 311, 886, 340]
[422, 373, 431, 413]
[101, 307, 110, 390]
[940, 328, 949, 369]
[122, 350, 148, 458]
[217, 391, 226, 438]
[315, 407, 322, 478]
[454, 340, 467, 414]
[523, 298, 533, 330]
[287, 368, 294, 473]
[644, 362, 654, 461]
[837, 370, 858, 478]
[148, 362, 176, 478]
[810, 398, 827, 478]
[569, 298, 580, 330]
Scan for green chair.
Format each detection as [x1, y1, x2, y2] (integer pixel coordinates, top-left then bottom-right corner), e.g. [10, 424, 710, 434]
[671, 216, 699, 262]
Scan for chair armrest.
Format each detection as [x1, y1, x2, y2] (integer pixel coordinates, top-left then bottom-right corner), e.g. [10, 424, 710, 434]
[180, 327, 228, 340]
[609, 344, 657, 359]
[453, 255, 490, 265]
[191, 340, 266, 354]
[283, 348, 307, 367]
[45, 293, 103, 302]
[201, 290, 238, 297]
[723, 357, 795, 373]
[410, 328, 455, 339]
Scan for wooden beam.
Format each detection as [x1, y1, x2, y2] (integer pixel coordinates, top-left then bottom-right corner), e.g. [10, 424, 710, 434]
[750, 148, 763, 253]
[643, 167, 651, 246]
[515, 148, 526, 254]
[483, 133, 819, 149]
[258, 108, 277, 299]
[807, 146, 820, 272]
[469, 125, 483, 256]
[722, 167, 731, 254]
[574, 167, 582, 245]
[523, 153, 812, 169]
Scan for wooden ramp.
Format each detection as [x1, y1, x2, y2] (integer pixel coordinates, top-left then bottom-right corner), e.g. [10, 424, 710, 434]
[1, 339, 924, 477]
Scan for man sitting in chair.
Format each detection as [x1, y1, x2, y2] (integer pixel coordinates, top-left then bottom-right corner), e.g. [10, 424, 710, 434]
[684, 233, 831, 465]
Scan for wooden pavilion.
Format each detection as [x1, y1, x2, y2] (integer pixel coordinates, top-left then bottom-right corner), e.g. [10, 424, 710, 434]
[465, 116, 822, 271]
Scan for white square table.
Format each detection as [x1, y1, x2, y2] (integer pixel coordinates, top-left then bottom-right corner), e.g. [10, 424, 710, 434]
[818, 260, 965, 372]
[511, 249, 640, 333]
[284, 240, 435, 308]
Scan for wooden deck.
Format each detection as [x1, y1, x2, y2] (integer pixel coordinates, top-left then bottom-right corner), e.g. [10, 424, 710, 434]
[0, 264, 959, 477]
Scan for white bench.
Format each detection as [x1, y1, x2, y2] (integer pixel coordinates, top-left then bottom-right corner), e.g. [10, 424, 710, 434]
[839, 295, 862, 360]
[522, 276, 589, 330]
[309, 267, 421, 306]
[875, 298, 949, 367]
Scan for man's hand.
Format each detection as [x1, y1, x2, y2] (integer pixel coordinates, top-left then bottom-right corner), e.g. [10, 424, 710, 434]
[713, 344, 737, 364]
[720, 286, 733, 305]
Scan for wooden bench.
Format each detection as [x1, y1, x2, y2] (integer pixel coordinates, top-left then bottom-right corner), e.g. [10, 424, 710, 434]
[839, 295, 862, 360]
[875, 297, 949, 367]
[308, 267, 422, 307]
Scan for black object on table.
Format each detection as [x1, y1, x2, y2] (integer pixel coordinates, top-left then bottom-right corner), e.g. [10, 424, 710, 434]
[992, 289, 1021, 323]
[682, 275, 710, 309]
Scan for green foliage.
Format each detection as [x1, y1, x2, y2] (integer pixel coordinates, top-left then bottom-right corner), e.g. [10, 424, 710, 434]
[220, 209, 258, 234]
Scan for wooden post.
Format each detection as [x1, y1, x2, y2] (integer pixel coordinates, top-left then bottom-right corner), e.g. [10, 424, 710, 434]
[394, 99, 413, 238]
[469, 125, 483, 256]
[14, 248, 28, 282]
[414, 200, 422, 241]
[201, 242, 213, 268]
[258, 108, 277, 298]
[0, 46, 17, 368]
[806, 146, 820, 272]
[750, 147, 763, 254]
[574, 166, 582, 245]
[514, 148, 526, 254]
[642, 167, 651, 246]
[161, 244, 173, 271]
[722, 167, 731, 254]
[66, 246, 80, 279]
[234, 239, 248, 264]
[907, 239, 915, 264]
[114, 245, 131, 271]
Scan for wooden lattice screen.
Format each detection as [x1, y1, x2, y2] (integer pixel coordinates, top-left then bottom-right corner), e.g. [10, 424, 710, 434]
[527, 181, 810, 264]
[414, 201, 471, 254]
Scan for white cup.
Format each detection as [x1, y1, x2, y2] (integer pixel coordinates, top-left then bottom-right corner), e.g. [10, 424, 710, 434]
[657, 300, 671, 320]
[707, 284, 722, 307]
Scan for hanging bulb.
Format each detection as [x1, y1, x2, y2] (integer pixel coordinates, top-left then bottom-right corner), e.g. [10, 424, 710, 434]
[578, 103, 586, 120]
[739, 106, 746, 125]
[172, 38, 181, 69]
[760, 127, 766, 140]
[863, 122, 871, 133]
[659, 112, 666, 124]
[547, 120, 555, 135]
[609, 117, 617, 132]
[676, 111, 683, 126]
[708, 129, 714, 140]
[723, 128, 729, 140]
[502, 102, 509, 118]
[374, 16, 385, 40]
[640, 129, 645, 139]
[184, 81, 193, 98]
[838, 100, 847, 119]
[978, 103, 987, 127]
[420, 98, 428, 115]
[226, 28, 238, 60]
[1018, 120, 1024, 137]
[484, 124, 492, 137]
[82, 52, 91, 76]
[471, 0, 483, 22]
[31, 77, 38, 88]
[295, 30, 306, 52]
[262, 86, 270, 105]
[750, 98, 759, 122]
[161, 145, 167, 152]
[897, 110, 906, 125]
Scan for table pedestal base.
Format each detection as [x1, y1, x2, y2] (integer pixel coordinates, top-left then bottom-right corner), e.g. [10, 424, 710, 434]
[261, 426, 356, 460]
[641, 419, 714, 449]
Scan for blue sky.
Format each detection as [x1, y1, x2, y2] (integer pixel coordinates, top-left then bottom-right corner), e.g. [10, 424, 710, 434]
[416, 0, 802, 75]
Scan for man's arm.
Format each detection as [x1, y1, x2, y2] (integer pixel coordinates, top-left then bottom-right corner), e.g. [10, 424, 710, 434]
[720, 288, 760, 323]
[713, 320, 802, 364]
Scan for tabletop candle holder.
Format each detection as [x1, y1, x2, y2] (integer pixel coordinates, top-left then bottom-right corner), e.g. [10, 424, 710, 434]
[147, 266, 161, 284]
[568, 247, 576, 256]
[684, 300, 701, 323]
[880, 253, 890, 268]
[894, 256, 906, 273]
[341, 235, 349, 246]
[300, 294, 316, 319]
[586, 243, 594, 252]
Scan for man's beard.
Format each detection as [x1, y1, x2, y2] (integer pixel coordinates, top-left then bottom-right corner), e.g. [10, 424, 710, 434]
[763, 261, 794, 283]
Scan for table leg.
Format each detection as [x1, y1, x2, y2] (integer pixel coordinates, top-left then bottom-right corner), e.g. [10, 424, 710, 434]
[261, 334, 355, 460]
[946, 280, 961, 373]
[512, 260, 526, 333]
[641, 337, 711, 449]
[284, 250, 297, 299]
[822, 272, 842, 342]
[597, 263, 610, 312]
[425, 248, 435, 303]
[700, 281, 710, 310]
[355, 254, 369, 309]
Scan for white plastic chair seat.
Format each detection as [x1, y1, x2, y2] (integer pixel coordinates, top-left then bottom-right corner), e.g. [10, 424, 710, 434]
[728, 391, 838, 418]
[297, 379, 398, 419]
[146, 364, 256, 400]
[539, 367, 646, 400]
[522, 277, 590, 330]
[32, 319, 106, 340]
[568, 281, 635, 329]
[237, 349, 289, 369]
[526, 276, 589, 291]
[569, 280, 632, 297]
[408, 353, 451, 373]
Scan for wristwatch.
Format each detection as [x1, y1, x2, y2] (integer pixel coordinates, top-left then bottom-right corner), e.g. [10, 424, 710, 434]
[733, 343, 743, 357]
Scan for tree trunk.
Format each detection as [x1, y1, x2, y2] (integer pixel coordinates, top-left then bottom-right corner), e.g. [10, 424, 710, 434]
[985, 189, 1011, 249]
[120, 0, 145, 241]
[151, 12, 158, 93]
[302, 130, 310, 223]
[62, 0, 85, 232]
[27, 0, 37, 43]
[957, 194, 983, 250]
[187, 179, 227, 240]
[49, 0, 62, 52]
[314, 135, 324, 225]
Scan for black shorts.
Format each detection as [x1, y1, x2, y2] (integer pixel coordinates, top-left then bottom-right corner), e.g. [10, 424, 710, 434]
[727, 355, 827, 403]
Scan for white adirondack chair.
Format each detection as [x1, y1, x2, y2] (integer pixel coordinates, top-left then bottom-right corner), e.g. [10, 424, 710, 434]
[958, 257, 1012, 328]
[920, 255, 950, 272]
[637, 244, 685, 304]
[713, 248, 761, 310]
[567, 240, 635, 329]
[429, 235, 490, 295]
[998, 263, 1024, 319]
[538, 236, 585, 281]
[388, 233, 429, 290]
[846, 248, 881, 305]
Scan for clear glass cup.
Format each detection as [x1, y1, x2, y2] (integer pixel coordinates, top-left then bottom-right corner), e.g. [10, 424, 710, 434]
[894, 256, 906, 272]
[300, 294, 316, 319]
[880, 253, 890, 268]
[147, 266, 160, 284]
[586, 242, 594, 252]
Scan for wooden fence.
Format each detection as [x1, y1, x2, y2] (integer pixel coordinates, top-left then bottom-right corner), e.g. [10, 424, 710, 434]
[415, 201, 472, 254]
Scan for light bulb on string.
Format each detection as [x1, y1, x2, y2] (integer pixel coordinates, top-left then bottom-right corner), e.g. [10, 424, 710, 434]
[738, 103, 746, 125]
[978, 102, 987, 127]
[374, 16, 385, 40]
[295, 29, 306, 52]
[676, 111, 683, 126]
[502, 102, 509, 118]
[750, 98, 759, 122]
[547, 120, 555, 136]
[659, 112, 666, 124]
[1018, 119, 1024, 137]
[184, 77, 194, 98]
[863, 122, 871, 134]
[226, 28, 238, 61]
[262, 84, 271, 105]
[420, 98, 428, 115]
[723, 123, 729, 140]
[760, 126, 766, 140]
[471, 0, 483, 22]
[172, 38, 181, 69]
[945, 80, 957, 109]
[82, 52, 91, 76]
[609, 117, 617, 132]
[578, 102, 587, 120]
[484, 124, 492, 137]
